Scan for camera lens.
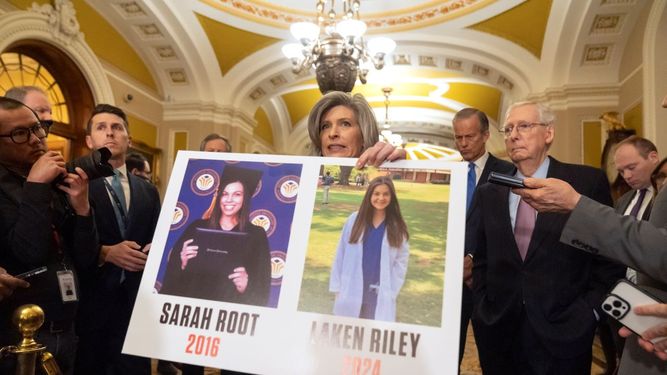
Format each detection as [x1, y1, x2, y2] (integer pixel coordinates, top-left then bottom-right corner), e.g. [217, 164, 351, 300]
[612, 310, 621, 317]
[603, 304, 611, 311]
[613, 300, 622, 307]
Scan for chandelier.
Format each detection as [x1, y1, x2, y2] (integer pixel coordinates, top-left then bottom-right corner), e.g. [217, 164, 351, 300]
[281, 0, 396, 93]
[379, 87, 403, 146]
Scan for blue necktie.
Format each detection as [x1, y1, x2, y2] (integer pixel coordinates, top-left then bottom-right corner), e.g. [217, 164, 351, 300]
[111, 171, 127, 214]
[466, 162, 476, 212]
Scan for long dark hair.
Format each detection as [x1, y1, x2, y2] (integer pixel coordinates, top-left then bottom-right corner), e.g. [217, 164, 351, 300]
[206, 179, 252, 232]
[349, 176, 409, 248]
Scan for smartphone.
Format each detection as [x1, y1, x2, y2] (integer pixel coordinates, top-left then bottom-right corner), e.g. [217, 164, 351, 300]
[15, 266, 47, 279]
[487, 172, 526, 189]
[601, 279, 666, 342]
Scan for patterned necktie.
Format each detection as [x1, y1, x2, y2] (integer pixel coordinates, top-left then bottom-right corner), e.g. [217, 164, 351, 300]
[628, 188, 647, 218]
[514, 198, 536, 261]
[466, 162, 476, 212]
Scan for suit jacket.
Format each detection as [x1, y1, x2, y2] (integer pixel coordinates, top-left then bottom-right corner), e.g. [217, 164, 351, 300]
[562, 187, 667, 374]
[77, 173, 161, 333]
[615, 188, 653, 221]
[471, 157, 625, 358]
[465, 153, 513, 255]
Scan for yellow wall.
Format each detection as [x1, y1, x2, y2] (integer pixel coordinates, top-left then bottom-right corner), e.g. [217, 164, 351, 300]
[623, 102, 643, 137]
[582, 120, 602, 168]
[173, 131, 188, 162]
[127, 114, 157, 148]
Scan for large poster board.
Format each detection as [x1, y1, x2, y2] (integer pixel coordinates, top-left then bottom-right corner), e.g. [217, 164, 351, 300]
[124, 151, 467, 375]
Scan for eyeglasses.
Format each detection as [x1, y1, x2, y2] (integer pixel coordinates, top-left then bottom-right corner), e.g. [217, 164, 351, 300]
[499, 122, 549, 137]
[0, 121, 52, 144]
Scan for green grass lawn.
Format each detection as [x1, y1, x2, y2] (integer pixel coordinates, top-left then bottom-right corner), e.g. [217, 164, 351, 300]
[298, 180, 450, 326]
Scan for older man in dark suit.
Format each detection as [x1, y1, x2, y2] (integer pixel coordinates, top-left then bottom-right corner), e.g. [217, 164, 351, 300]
[470, 101, 625, 374]
[74, 104, 161, 375]
[512, 96, 667, 374]
[452, 107, 513, 366]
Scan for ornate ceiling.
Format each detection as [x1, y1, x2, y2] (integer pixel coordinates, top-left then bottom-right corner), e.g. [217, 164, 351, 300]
[3, 0, 652, 155]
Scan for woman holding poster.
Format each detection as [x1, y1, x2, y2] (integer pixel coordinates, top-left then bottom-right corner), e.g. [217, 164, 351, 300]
[160, 165, 271, 306]
[329, 176, 410, 321]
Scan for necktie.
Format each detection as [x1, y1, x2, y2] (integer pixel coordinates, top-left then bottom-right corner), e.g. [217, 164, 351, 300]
[628, 188, 648, 218]
[466, 162, 476, 212]
[111, 170, 127, 214]
[514, 198, 536, 261]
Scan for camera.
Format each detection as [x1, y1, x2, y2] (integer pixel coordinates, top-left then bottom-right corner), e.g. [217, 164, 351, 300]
[54, 147, 115, 185]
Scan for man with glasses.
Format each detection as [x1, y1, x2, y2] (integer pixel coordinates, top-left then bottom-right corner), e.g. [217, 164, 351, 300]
[508, 96, 667, 374]
[470, 101, 624, 374]
[0, 96, 98, 374]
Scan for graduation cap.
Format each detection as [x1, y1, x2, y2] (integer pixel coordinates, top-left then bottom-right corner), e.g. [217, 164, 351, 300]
[218, 164, 263, 195]
[202, 164, 263, 220]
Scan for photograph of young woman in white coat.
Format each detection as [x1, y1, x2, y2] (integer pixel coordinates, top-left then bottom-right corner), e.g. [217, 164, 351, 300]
[329, 175, 410, 322]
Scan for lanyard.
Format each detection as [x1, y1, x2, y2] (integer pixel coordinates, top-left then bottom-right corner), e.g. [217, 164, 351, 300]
[103, 178, 128, 230]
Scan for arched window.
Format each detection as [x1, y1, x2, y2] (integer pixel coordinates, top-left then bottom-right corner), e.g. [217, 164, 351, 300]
[0, 52, 73, 157]
[1, 40, 95, 160]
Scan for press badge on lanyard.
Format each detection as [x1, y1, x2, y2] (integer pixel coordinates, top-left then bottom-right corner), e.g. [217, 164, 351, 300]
[57, 270, 78, 302]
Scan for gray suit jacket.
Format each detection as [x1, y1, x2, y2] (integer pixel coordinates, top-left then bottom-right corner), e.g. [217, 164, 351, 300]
[561, 188, 667, 374]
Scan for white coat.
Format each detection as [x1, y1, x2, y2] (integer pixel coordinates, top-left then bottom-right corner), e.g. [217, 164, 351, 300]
[329, 211, 409, 322]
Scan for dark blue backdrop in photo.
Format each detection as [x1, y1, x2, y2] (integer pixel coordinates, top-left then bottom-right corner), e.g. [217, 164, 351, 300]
[155, 159, 302, 308]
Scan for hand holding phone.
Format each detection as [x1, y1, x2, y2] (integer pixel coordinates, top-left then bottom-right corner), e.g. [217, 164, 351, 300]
[15, 266, 47, 279]
[602, 279, 666, 343]
[487, 172, 526, 189]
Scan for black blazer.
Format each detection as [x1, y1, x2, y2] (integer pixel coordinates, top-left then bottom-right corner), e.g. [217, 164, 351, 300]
[464, 153, 513, 255]
[77, 173, 161, 332]
[471, 157, 625, 358]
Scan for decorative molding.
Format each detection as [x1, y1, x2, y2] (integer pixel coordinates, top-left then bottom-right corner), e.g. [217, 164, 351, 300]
[136, 23, 163, 39]
[154, 45, 177, 60]
[528, 84, 620, 110]
[29, 0, 81, 46]
[472, 64, 489, 77]
[582, 44, 613, 65]
[200, 0, 490, 32]
[419, 56, 436, 67]
[0, 7, 113, 103]
[115, 2, 147, 17]
[249, 87, 266, 100]
[269, 75, 287, 87]
[590, 14, 624, 34]
[163, 101, 257, 133]
[497, 76, 514, 91]
[445, 58, 463, 71]
[167, 69, 188, 84]
[600, 0, 636, 5]
[393, 54, 411, 65]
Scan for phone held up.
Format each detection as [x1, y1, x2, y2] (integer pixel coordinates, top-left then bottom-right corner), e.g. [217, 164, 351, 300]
[487, 172, 527, 189]
[15, 266, 47, 279]
[602, 279, 666, 343]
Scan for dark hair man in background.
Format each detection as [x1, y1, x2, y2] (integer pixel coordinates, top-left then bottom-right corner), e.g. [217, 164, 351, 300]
[0, 97, 97, 374]
[452, 107, 513, 367]
[125, 152, 151, 182]
[200, 133, 232, 152]
[75, 104, 161, 374]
